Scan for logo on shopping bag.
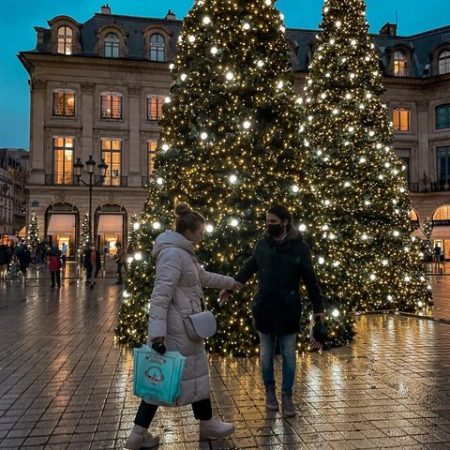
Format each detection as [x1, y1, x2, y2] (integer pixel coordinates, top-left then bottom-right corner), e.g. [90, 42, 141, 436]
[146, 366, 164, 384]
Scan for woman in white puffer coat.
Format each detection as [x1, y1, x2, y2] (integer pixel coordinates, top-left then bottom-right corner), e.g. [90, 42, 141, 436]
[125, 203, 241, 450]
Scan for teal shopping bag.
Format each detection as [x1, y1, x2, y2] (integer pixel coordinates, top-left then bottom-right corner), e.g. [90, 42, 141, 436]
[133, 345, 186, 406]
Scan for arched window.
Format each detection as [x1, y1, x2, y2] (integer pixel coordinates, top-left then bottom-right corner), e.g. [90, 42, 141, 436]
[105, 33, 120, 58]
[393, 50, 407, 77]
[57, 26, 73, 55]
[438, 50, 450, 75]
[150, 34, 165, 62]
[433, 205, 450, 222]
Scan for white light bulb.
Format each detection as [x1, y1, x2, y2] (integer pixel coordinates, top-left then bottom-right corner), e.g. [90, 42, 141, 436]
[257, 60, 264, 68]
[180, 73, 187, 81]
[417, 301, 424, 308]
[202, 16, 211, 25]
[243, 22, 250, 30]
[161, 143, 170, 152]
[370, 274, 376, 281]
[332, 308, 340, 317]
[156, 177, 164, 185]
[228, 174, 238, 184]
[291, 184, 299, 193]
[318, 257, 325, 265]
[164, 96, 171, 104]
[264, 0, 271, 5]
[126, 256, 133, 264]
[169, 63, 175, 70]
[280, 26, 286, 33]
[280, 13, 285, 20]
[393, 230, 400, 237]
[382, 259, 388, 266]
[230, 218, 239, 227]
[387, 295, 393, 301]
[152, 222, 161, 230]
[351, 39, 357, 46]
[242, 120, 251, 129]
[206, 224, 214, 233]
[188, 35, 196, 43]
[134, 252, 143, 261]
[336, 21, 342, 28]
[133, 222, 140, 231]
[361, 234, 368, 240]
[225, 71, 234, 81]
[200, 132, 208, 140]
[404, 275, 411, 282]
[277, 80, 284, 89]
[359, 157, 366, 164]
[210, 46, 218, 55]
[123, 290, 130, 298]
[299, 224, 307, 232]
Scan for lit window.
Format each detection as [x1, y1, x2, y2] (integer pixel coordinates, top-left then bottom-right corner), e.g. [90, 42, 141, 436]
[393, 108, 411, 132]
[105, 33, 120, 58]
[438, 50, 450, 75]
[147, 96, 165, 121]
[393, 51, 407, 77]
[436, 104, 450, 130]
[101, 139, 121, 186]
[53, 137, 74, 184]
[53, 91, 75, 116]
[101, 93, 122, 119]
[57, 26, 73, 55]
[433, 204, 450, 221]
[150, 34, 165, 62]
[148, 140, 157, 178]
[410, 209, 419, 221]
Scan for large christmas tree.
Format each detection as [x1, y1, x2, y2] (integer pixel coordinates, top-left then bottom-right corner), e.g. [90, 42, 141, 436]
[116, 0, 355, 355]
[27, 213, 39, 251]
[299, 0, 432, 312]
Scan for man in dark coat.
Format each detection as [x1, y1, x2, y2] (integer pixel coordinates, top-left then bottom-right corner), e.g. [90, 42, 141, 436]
[220, 205, 325, 417]
[83, 243, 101, 289]
[0, 242, 11, 281]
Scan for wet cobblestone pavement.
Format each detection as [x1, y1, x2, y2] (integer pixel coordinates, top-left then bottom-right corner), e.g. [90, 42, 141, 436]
[0, 266, 449, 449]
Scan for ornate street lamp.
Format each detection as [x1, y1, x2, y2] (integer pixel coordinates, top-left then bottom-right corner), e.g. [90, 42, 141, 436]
[74, 156, 108, 244]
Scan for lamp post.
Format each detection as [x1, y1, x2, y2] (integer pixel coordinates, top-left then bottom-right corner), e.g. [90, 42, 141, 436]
[74, 155, 108, 245]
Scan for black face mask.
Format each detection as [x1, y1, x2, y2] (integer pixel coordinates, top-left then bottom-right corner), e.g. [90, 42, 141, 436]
[267, 223, 284, 237]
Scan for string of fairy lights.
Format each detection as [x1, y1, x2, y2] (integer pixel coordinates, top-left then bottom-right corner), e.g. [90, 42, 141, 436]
[115, 0, 431, 355]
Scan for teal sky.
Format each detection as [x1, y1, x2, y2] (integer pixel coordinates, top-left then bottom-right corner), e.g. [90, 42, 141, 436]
[1, 0, 449, 149]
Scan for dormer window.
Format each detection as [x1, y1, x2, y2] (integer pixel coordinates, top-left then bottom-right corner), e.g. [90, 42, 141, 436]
[105, 32, 120, 58]
[150, 34, 165, 62]
[393, 50, 407, 77]
[439, 50, 450, 75]
[57, 26, 73, 55]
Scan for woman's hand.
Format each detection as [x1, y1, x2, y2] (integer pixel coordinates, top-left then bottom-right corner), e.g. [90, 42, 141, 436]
[219, 281, 242, 302]
[151, 337, 166, 355]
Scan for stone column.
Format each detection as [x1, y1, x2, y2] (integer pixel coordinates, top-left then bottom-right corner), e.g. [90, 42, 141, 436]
[417, 100, 431, 191]
[28, 78, 47, 185]
[127, 86, 142, 187]
[81, 82, 95, 163]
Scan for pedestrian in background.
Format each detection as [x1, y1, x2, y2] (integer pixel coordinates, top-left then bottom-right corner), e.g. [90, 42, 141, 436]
[0, 242, 11, 282]
[48, 245, 62, 288]
[60, 242, 68, 268]
[114, 241, 125, 285]
[84, 243, 101, 289]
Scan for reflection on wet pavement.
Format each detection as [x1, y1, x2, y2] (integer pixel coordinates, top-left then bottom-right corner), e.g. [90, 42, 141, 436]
[0, 267, 449, 449]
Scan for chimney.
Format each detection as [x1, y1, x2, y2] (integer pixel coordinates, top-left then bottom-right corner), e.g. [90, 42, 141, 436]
[379, 23, 397, 36]
[165, 10, 176, 21]
[101, 4, 111, 14]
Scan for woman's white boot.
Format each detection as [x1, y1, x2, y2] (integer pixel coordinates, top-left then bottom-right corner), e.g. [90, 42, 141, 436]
[199, 418, 235, 440]
[124, 424, 159, 449]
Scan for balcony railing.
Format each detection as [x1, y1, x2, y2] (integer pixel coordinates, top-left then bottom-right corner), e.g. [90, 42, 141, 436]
[408, 182, 450, 193]
[433, 220, 450, 227]
[45, 174, 128, 187]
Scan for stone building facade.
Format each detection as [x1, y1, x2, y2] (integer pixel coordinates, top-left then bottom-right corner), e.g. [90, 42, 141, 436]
[0, 149, 28, 238]
[19, 6, 450, 257]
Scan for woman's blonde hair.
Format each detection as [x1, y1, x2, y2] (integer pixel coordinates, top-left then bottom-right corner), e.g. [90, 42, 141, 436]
[174, 202, 205, 234]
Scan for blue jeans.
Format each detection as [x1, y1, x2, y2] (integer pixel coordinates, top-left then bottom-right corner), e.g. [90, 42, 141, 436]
[259, 332, 297, 394]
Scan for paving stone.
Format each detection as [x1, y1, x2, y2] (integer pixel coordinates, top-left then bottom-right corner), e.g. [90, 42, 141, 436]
[0, 267, 449, 449]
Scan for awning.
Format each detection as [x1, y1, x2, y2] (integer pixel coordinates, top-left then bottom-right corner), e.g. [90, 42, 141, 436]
[431, 227, 450, 239]
[412, 228, 425, 239]
[18, 226, 27, 238]
[47, 214, 76, 235]
[98, 214, 123, 233]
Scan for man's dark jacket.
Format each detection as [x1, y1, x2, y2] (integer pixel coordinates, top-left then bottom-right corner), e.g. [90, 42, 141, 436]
[234, 228, 325, 335]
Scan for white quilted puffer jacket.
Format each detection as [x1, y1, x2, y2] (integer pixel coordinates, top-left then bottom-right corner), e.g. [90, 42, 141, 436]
[148, 231, 236, 405]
